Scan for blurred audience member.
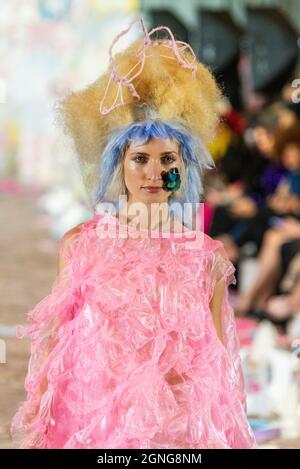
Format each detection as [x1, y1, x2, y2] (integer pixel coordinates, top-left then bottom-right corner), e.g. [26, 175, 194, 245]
[235, 217, 300, 319]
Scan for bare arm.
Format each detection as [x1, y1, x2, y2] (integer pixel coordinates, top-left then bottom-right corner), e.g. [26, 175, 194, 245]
[209, 279, 226, 344]
[36, 224, 83, 393]
[13, 223, 85, 447]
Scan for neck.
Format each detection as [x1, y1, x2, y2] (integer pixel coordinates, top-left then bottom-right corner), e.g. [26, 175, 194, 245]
[118, 200, 171, 231]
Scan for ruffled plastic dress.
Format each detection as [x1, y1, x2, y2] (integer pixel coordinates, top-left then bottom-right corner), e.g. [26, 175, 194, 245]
[11, 211, 256, 449]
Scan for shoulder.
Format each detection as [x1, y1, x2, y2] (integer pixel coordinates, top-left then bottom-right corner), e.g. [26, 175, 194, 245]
[61, 222, 85, 244]
[201, 232, 225, 255]
[56, 214, 106, 275]
[62, 222, 84, 239]
[57, 222, 86, 274]
[58, 222, 85, 259]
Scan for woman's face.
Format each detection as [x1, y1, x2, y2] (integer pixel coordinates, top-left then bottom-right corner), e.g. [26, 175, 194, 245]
[122, 137, 182, 206]
[281, 143, 300, 171]
[253, 126, 275, 158]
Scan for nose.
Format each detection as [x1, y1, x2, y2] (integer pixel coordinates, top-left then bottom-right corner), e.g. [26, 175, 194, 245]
[145, 160, 163, 181]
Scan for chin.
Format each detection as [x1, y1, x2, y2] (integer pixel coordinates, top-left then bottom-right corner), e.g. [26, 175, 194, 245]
[142, 194, 169, 203]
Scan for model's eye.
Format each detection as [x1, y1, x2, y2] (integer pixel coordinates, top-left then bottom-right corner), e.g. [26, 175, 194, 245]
[162, 156, 176, 165]
[133, 156, 147, 164]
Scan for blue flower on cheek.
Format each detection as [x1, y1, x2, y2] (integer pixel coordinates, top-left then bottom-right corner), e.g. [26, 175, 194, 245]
[161, 168, 181, 192]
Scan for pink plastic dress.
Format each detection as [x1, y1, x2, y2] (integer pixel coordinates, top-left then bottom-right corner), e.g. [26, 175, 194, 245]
[11, 211, 256, 449]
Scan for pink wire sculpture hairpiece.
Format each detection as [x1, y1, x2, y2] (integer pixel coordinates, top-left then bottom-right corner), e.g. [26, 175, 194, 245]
[99, 17, 197, 115]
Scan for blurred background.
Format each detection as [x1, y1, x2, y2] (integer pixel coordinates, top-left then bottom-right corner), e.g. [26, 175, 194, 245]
[1, 0, 300, 449]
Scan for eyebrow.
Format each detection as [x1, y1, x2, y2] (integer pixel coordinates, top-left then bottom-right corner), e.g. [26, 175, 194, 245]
[129, 151, 178, 156]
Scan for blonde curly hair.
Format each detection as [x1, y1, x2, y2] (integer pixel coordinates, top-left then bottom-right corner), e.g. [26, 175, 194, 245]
[58, 34, 222, 199]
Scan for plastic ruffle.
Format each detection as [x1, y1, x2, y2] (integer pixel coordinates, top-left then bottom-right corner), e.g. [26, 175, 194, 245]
[11, 213, 256, 449]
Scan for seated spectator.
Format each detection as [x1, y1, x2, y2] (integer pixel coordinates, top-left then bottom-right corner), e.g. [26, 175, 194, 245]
[235, 217, 300, 318]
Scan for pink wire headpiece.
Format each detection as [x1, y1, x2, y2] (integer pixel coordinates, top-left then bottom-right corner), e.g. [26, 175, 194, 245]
[99, 17, 197, 115]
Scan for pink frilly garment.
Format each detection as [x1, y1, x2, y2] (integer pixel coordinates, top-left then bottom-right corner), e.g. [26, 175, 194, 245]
[11, 212, 257, 449]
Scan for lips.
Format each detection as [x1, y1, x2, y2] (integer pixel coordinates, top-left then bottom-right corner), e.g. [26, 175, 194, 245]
[142, 186, 162, 193]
